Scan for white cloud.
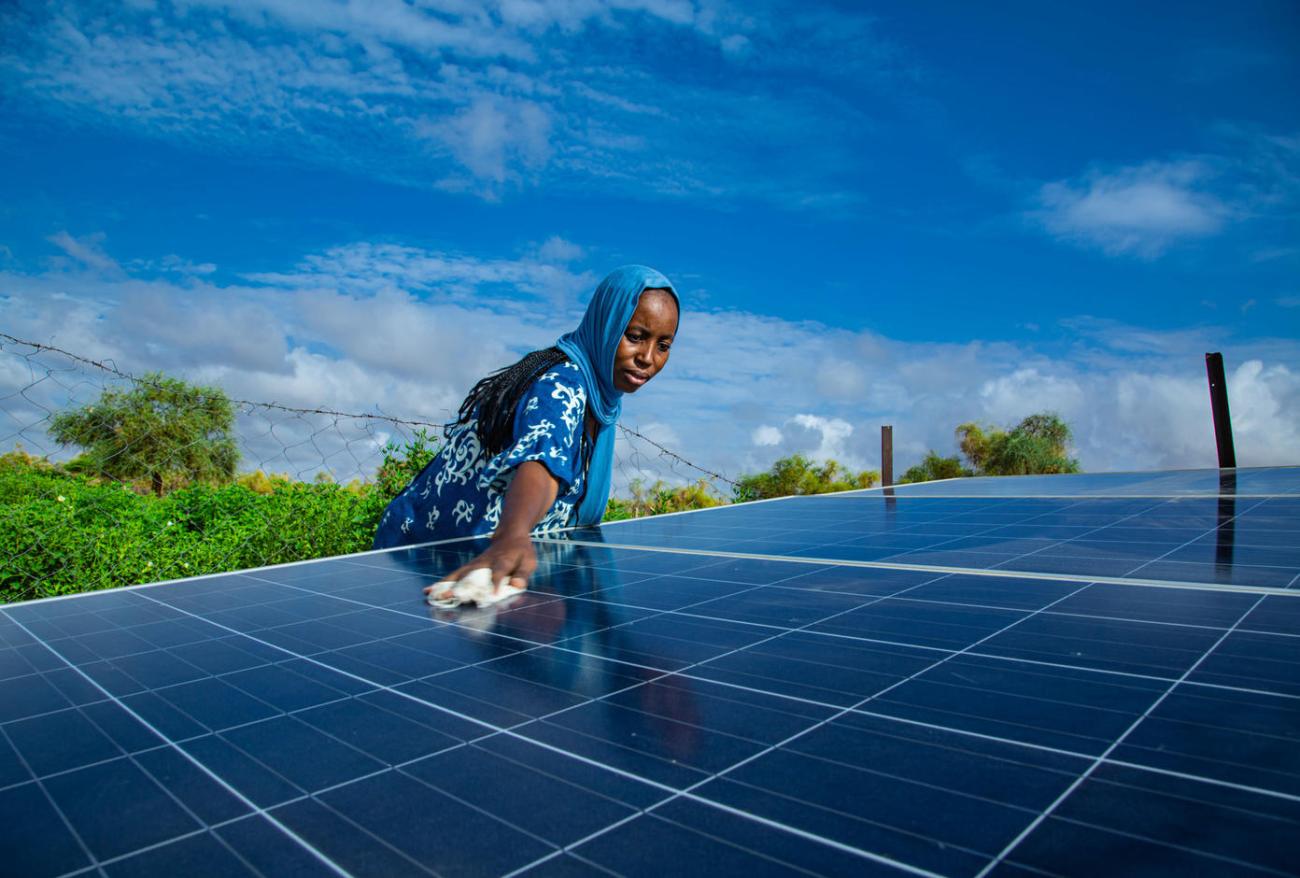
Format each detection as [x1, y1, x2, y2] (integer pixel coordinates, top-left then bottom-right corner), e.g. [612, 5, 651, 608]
[244, 241, 595, 308]
[427, 95, 553, 190]
[752, 425, 782, 446]
[977, 369, 1087, 426]
[47, 231, 123, 275]
[1034, 160, 1229, 258]
[535, 236, 585, 264]
[789, 414, 856, 465]
[4, 236, 1298, 490]
[1227, 359, 1300, 463]
[1, 1, 898, 207]
[720, 33, 751, 57]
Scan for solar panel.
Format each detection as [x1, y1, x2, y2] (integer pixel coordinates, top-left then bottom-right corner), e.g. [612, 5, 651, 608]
[1, 466, 1297, 876]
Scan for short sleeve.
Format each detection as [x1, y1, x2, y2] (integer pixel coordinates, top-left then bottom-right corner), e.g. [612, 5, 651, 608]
[497, 364, 588, 492]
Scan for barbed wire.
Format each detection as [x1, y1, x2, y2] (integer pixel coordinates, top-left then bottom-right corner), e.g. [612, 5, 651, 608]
[0, 332, 738, 491]
[0, 330, 736, 601]
[0, 331, 733, 491]
[0, 331, 733, 487]
[616, 423, 736, 488]
[0, 333, 447, 430]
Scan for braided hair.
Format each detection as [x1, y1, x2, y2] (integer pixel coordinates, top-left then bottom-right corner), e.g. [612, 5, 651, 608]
[453, 347, 570, 455]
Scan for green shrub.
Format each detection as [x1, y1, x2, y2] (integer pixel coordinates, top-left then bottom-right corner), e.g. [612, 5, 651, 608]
[732, 454, 878, 502]
[899, 452, 973, 484]
[604, 479, 723, 521]
[0, 450, 397, 603]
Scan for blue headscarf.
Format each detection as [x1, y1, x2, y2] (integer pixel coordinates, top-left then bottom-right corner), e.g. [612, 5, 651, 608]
[556, 265, 679, 525]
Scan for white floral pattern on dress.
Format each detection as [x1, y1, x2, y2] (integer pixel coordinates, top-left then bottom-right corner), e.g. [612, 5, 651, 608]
[372, 362, 590, 550]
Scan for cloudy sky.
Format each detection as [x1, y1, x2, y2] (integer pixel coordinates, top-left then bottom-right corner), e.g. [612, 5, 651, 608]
[1, 0, 1297, 489]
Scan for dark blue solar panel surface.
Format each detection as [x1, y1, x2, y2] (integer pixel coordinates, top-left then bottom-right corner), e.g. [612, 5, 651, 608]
[1, 467, 1298, 877]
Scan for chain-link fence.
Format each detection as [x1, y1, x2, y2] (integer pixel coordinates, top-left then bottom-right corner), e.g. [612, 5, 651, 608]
[0, 332, 733, 602]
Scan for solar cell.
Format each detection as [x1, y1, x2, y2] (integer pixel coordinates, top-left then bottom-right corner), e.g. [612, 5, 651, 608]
[1, 466, 1297, 876]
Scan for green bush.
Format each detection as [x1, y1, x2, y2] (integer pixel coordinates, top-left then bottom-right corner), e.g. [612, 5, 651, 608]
[604, 479, 723, 521]
[0, 436, 427, 604]
[899, 452, 973, 484]
[958, 413, 1080, 476]
[733, 454, 878, 502]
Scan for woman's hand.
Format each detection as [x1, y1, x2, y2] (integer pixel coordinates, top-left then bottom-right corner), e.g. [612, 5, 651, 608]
[423, 461, 559, 603]
[431, 532, 537, 597]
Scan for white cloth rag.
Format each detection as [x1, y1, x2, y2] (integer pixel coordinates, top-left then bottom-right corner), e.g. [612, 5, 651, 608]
[427, 567, 524, 609]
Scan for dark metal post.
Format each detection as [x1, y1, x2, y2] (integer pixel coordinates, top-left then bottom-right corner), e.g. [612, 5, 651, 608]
[881, 425, 893, 487]
[1205, 353, 1237, 468]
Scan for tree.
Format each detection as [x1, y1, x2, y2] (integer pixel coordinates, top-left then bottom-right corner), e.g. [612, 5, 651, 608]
[900, 412, 1081, 482]
[899, 451, 972, 484]
[956, 412, 1080, 476]
[733, 454, 879, 502]
[49, 373, 239, 495]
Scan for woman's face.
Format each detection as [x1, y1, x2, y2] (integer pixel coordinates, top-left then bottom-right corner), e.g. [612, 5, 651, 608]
[613, 288, 678, 393]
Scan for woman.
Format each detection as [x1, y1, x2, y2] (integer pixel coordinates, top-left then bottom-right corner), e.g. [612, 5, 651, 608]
[372, 265, 680, 605]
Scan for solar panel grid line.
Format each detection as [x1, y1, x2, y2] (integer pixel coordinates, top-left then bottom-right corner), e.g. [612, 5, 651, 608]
[9, 592, 598, 876]
[48, 543, 1097, 874]
[593, 489, 1021, 546]
[840, 494, 1290, 499]
[501, 535, 1294, 874]
[688, 573, 1292, 640]
[496, 574, 1103, 875]
[0, 724, 101, 876]
[57, 822, 265, 878]
[1100, 753, 1300, 807]
[125, 581, 583, 731]
[972, 497, 1261, 578]
[0, 611, 460, 878]
[409, 555, 1031, 874]
[660, 604, 1291, 710]
[1061, 497, 1267, 580]
[0, 610, 354, 878]
[877, 495, 1178, 570]
[971, 592, 1271, 878]
[537, 538, 1300, 597]
[112, 567, 948, 872]
[499, 785, 925, 878]
[498, 810, 646, 878]
[233, 556, 859, 700]
[955, 642, 1297, 704]
[5, 548, 1294, 811]
[892, 669, 1296, 796]
[560, 473, 1300, 590]
[2, 577, 1289, 878]
[573, 493, 1300, 590]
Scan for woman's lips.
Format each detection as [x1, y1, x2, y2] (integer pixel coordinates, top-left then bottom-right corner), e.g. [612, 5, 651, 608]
[623, 369, 649, 386]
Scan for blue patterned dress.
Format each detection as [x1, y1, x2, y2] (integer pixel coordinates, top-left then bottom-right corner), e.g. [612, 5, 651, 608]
[372, 362, 592, 549]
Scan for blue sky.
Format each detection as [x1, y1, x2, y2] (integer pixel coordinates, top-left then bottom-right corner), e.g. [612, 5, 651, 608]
[1, 0, 1297, 486]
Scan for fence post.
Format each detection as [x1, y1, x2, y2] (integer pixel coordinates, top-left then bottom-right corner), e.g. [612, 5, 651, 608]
[881, 425, 893, 487]
[1204, 353, 1236, 468]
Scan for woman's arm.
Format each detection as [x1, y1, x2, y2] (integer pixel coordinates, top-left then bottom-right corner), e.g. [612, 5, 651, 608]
[424, 460, 559, 599]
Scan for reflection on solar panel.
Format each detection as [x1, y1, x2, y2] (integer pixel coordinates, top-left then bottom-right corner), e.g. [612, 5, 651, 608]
[2, 466, 1297, 876]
